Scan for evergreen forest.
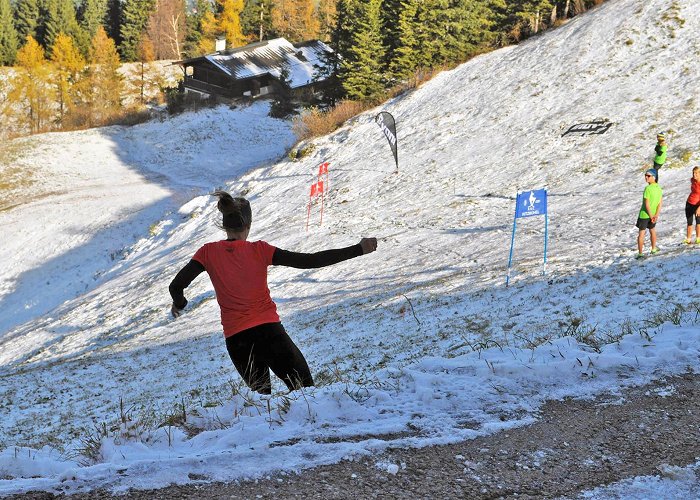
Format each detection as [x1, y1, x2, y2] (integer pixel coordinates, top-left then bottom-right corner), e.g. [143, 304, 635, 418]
[0, 0, 605, 134]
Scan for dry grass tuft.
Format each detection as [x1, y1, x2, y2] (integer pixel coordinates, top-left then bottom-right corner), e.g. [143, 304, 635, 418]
[293, 100, 370, 141]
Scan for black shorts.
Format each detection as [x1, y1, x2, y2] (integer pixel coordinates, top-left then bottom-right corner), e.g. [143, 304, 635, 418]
[636, 217, 656, 230]
[225, 322, 314, 394]
[686, 202, 700, 226]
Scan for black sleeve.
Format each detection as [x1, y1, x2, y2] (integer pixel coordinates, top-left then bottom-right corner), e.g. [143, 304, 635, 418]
[169, 259, 206, 309]
[271, 244, 364, 269]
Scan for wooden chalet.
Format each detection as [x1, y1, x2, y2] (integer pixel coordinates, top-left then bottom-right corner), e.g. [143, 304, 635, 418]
[175, 38, 333, 101]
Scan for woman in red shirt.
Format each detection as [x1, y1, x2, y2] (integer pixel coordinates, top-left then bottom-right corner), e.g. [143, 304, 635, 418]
[169, 191, 377, 394]
[684, 166, 700, 244]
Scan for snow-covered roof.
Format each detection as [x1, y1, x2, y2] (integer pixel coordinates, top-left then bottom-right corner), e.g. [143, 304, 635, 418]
[184, 38, 331, 89]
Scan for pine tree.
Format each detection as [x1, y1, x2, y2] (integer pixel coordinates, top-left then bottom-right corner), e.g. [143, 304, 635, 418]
[434, 0, 504, 63]
[120, 0, 156, 61]
[268, 66, 296, 118]
[79, 0, 109, 41]
[380, 0, 402, 69]
[240, 0, 274, 42]
[412, 0, 453, 68]
[184, 0, 207, 56]
[50, 32, 85, 122]
[412, 0, 497, 68]
[105, 0, 122, 45]
[337, 0, 384, 100]
[217, 0, 245, 48]
[507, 0, 554, 38]
[0, 0, 18, 65]
[322, 0, 354, 104]
[44, 0, 85, 56]
[14, 0, 40, 42]
[7, 35, 53, 133]
[386, 0, 419, 80]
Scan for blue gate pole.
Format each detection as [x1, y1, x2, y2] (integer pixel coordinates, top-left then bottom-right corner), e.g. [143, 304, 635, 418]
[506, 192, 519, 287]
[543, 212, 549, 276]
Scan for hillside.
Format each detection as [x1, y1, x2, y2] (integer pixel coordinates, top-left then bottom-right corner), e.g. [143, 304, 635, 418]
[1, 0, 699, 496]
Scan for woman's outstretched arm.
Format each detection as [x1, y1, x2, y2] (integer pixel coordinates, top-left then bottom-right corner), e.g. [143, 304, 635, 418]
[272, 238, 377, 269]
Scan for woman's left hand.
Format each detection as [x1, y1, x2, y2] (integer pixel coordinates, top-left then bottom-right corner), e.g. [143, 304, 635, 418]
[359, 237, 378, 254]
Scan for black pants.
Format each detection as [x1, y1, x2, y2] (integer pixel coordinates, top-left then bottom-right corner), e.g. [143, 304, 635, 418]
[686, 201, 700, 226]
[225, 322, 314, 394]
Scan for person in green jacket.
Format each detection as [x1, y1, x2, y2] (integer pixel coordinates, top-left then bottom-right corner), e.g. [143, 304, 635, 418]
[653, 132, 668, 180]
[635, 169, 663, 259]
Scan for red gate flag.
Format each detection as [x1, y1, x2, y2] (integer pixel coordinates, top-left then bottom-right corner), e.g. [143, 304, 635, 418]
[310, 180, 324, 197]
[306, 180, 325, 231]
[318, 162, 329, 176]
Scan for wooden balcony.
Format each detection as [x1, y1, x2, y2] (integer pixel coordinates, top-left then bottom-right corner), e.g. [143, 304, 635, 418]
[182, 78, 239, 99]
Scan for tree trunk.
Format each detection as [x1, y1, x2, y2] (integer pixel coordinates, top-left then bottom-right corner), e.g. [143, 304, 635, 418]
[259, 2, 264, 42]
[168, 13, 182, 59]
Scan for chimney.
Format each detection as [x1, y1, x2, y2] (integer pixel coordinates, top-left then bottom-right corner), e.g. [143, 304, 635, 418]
[215, 38, 226, 52]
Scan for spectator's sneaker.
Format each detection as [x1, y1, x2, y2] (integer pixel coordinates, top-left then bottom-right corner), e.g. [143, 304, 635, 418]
[650, 247, 660, 255]
[696, 238, 700, 244]
[683, 238, 692, 245]
[635, 253, 645, 259]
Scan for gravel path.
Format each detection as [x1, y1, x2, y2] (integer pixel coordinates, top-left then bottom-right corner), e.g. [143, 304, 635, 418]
[8, 372, 700, 499]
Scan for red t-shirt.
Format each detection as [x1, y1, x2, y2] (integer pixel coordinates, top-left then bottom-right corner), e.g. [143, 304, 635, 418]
[688, 178, 700, 205]
[193, 240, 280, 337]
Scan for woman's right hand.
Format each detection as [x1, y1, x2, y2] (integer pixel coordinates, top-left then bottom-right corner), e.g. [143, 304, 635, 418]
[359, 237, 378, 254]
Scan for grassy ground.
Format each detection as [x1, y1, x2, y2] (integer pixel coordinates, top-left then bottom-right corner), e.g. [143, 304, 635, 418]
[0, 140, 35, 212]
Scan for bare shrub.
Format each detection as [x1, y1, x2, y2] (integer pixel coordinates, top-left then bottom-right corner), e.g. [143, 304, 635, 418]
[293, 100, 369, 141]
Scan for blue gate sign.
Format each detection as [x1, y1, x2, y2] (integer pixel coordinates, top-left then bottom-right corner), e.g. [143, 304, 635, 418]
[506, 188, 549, 286]
[515, 189, 547, 218]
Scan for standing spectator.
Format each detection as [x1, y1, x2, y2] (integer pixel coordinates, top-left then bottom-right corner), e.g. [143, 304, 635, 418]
[683, 166, 700, 244]
[653, 132, 668, 180]
[636, 169, 663, 259]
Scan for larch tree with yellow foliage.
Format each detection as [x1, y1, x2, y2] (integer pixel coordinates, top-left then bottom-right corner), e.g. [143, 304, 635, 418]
[271, 0, 318, 42]
[6, 35, 53, 134]
[135, 35, 159, 105]
[198, 8, 218, 54]
[82, 26, 123, 126]
[50, 32, 86, 123]
[217, 0, 245, 48]
[316, 0, 336, 42]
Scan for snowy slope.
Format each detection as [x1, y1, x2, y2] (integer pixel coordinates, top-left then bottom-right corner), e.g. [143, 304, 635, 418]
[1, 0, 699, 496]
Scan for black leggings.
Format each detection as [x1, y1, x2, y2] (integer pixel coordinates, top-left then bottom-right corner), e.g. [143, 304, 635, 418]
[686, 202, 700, 226]
[225, 322, 314, 394]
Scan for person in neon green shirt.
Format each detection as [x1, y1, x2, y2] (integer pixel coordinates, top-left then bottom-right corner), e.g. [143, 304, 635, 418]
[653, 132, 668, 181]
[635, 168, 663, 258]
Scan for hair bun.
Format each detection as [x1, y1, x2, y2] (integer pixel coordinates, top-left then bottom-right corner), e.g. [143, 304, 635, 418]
[213, 191, 252, 231]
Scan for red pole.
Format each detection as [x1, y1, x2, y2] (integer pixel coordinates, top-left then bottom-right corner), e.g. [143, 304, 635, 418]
[320, 192, 324, 226]
[319, 181, 324, 226]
